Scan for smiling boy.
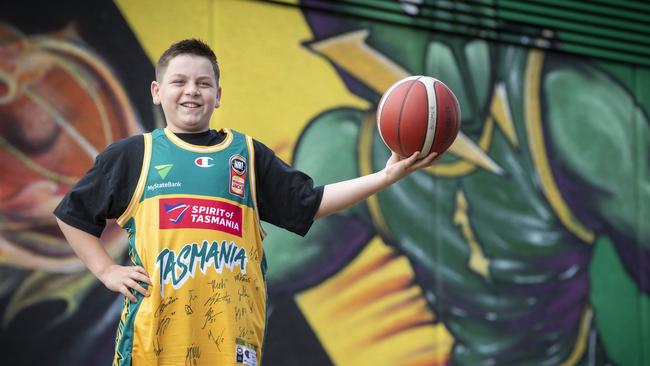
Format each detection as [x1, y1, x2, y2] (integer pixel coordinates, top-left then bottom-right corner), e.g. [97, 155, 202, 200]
[54, 39, 436, 365]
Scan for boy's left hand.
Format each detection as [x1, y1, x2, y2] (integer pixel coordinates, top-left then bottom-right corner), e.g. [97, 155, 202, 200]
[383, 151, 439, 183]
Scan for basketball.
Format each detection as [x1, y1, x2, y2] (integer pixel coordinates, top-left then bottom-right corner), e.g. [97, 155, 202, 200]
[376, 76, 461, 158]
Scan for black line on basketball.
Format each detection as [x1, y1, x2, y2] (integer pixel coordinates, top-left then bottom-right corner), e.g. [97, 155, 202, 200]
[397, 77, 422, 157]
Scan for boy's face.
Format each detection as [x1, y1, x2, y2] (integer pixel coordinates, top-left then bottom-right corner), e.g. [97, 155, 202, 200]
[151, 54, 221, 133]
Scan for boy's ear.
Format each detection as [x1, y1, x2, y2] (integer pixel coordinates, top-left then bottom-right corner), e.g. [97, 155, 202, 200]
[215, 86, 222, 109]
[151, 81, 161, 105]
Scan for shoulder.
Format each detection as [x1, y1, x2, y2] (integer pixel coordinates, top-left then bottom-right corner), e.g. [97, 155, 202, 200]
[543, 59, 637, 149]
[542, 58, 643, 181]
[544, 58, 631, 108]
[95, 134, 145, 171]
[251, 138, 275, 158]
[99, 134, 145, 158]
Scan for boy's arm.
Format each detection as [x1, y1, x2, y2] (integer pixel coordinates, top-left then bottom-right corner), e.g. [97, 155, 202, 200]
[315, 150, 437, 219]
[56, 218, 150, 302]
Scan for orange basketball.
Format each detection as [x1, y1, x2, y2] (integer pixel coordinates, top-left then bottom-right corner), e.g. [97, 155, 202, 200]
[377, 76, 461, 158]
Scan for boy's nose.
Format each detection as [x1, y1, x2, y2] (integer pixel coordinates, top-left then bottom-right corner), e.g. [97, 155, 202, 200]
[185, 84, 200, 95]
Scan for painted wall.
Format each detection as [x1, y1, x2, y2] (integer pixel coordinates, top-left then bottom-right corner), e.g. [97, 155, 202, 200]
[0, 0, 648, 365]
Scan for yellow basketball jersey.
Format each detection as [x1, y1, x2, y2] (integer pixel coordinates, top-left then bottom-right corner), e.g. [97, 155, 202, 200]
[114, 128, 266, 366]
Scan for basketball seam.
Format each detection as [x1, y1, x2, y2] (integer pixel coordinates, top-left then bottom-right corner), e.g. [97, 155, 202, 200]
[420, 78, 437, 157]
[377, 75, 419, 151]
[396, 77, 422, 157]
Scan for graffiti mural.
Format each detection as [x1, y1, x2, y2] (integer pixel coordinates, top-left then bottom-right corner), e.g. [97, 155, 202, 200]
[263, 1, 650, 366]
[0, 1, 648, 365]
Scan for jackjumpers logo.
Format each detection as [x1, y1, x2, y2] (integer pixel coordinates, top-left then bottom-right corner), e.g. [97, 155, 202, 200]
[160, 198, 242, 237]
[155, 240, 247, 296]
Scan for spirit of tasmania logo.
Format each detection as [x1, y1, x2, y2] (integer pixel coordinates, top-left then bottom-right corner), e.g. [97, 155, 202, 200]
[155, 240, 247, 296]
[160, 197, 242, 237]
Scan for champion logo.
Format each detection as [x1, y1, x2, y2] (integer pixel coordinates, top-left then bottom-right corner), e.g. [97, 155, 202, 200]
[195, 156, 214, 168]
[164, 202, 190, 223]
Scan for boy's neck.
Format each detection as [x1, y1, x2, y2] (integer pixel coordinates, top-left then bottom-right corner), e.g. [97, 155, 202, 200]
[166, 126, 211, 134]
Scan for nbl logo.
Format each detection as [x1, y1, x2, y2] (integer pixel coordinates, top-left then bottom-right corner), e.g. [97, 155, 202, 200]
[164, 202, 189, 223]
[229, 155, 247, 198]
[231, 156, 246, 175]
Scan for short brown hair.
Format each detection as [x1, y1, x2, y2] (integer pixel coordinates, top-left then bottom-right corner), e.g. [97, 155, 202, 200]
[155, 39, 220, 83]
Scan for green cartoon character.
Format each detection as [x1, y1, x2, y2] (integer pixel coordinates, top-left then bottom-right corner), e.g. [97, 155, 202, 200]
[265, 1, 650, 365]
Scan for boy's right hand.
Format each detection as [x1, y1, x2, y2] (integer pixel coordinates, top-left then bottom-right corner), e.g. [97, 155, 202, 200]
[98, 264, 151, 302]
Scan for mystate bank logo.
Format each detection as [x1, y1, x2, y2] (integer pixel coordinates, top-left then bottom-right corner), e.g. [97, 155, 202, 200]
[160, 197, 242, 237]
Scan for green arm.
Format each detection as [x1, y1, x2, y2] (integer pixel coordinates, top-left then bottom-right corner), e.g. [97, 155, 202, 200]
[544, 63, 650, 249]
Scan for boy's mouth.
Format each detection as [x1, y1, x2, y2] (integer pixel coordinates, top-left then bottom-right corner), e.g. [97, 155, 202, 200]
[180, 102, 202, 108]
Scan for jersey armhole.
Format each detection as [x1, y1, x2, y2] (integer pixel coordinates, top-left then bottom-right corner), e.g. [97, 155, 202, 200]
[116, 133, 152, 227]
[247, 136, 267, 240]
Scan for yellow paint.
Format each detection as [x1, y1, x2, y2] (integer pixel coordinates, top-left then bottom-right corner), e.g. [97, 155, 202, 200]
[559, 306, 594, 366]
[453, 190, 491, 278]
[296, 237, 453, 365]
[115, 0, 367, 161]
[426, 119, 503, 176]
[114, 0, 212, 63]
[308, 29, 410, 94]
[491, 82, 518, 147]
[524, 51, 595, 244]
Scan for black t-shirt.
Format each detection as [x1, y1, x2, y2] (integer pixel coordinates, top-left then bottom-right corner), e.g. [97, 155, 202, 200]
[54, 129, 323, 237]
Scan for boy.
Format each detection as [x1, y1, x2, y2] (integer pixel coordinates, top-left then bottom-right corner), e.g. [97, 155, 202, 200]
[54, 39, 437, 365]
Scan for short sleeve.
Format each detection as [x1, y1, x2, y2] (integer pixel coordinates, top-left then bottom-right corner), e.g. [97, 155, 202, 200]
[253, 140, 324, 236]
[53, 135, 144, 237]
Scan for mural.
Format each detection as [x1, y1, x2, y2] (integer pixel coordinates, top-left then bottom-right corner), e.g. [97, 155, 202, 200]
[263, 2, 650, 366]
[1, 1, 648, 365]
[0, 1, 155, 365]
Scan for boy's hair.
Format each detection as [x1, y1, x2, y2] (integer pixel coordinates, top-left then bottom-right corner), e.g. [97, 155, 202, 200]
[155, 39, 220, 83]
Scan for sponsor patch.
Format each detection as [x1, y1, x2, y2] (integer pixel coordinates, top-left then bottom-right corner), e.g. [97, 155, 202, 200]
[160, 197, 242, 237]
[230, 155, 247, 198]
[235, 339, 257, 366]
